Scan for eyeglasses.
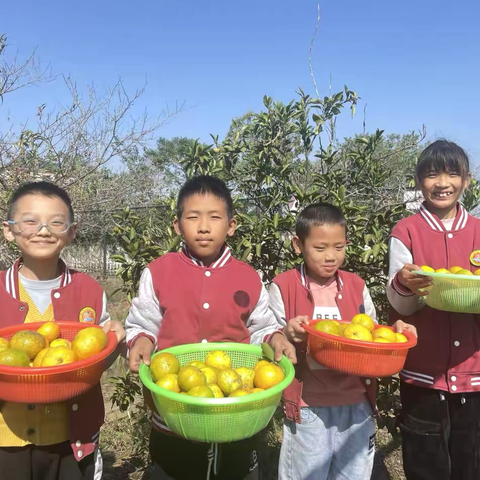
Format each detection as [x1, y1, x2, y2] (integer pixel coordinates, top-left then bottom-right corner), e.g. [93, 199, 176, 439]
[7, 220, 74, 235]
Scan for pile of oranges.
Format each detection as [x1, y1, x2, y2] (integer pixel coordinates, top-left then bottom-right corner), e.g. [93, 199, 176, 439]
[150, 350, 285, 398]
[420, 265, 480, 276]
[0, 322, 108, 368]
[313, 314, 407, 344]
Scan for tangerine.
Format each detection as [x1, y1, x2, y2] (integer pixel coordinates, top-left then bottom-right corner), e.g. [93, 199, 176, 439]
[150, 353, 180, 382]
[178, 366, 206, 391]
[41, 346, 77, 366]
[0, 348, 30, 367]
[235, 367, 255, 390]
[396, 333, 408, 343]
[205, 350, 232, 371]
[208, 384, 225, 398]
[10, 330, 47, 360]
[156, 374, 181, 393]
[351, 314, 375, 333]
[37, 322, 60, 343]
[187, 360, 206, 369]
[254, 360, 271, 372]
[33, 347, 50, 367]
[50, 339, 71, 349]
[0, 337, 9, 353]
[72, 327, 107, 360]
[313, 320, 340, 336]
[254, 364, 285, 390]
[200, 366, 219, 384]
[217, 369, 242, 395]
[372, 327, 397, 343]
[187, 385, 214, 398]
[229, 390, 249, 397]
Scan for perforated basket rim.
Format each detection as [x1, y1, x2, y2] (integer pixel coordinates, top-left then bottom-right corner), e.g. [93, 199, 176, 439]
[0, 321, 117, 376]
[139, 342, 295, 406]
[305, 320, 417, 350]
[414, 270, 480, 281]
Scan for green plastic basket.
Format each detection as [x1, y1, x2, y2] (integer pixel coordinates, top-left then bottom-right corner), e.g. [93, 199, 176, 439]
[415, 270, 480, 313]
[139, 342, 294, 443]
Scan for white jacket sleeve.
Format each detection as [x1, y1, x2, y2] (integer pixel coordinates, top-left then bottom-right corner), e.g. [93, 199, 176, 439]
[386, 237, 425, 316]
[363, 285, 377, 323]
[268, 282, 288, 328]
[99, 292, 111, 326]
[125, 268, 161, 348]
[247, 282, 283, 345]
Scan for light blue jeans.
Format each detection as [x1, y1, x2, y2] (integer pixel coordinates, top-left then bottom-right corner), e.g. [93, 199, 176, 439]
[279, 402, 375, 480]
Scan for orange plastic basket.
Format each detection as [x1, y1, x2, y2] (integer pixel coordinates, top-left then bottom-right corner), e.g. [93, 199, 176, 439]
[0, 322, 117, 403]
[304, 321, 417, 377]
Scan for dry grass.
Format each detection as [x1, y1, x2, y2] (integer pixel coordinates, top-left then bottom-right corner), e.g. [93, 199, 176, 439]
[98, 277, 406, 479]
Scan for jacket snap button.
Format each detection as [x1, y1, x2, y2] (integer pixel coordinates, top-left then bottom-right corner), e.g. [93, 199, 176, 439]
[77, 450, 83, 458]
[54, 292, 61, 299]
[454, 341, 460, 347]
[203, 303, 210, 310]
[447, 233, 453, 239]
[451, 376, 457, 382]
[338, 294, 343, 300]
[72, 404, 79, 411]
[19, 306, 25, 311]
[365, 379, 371, 385]
[205, 271, 211, 277]
[76, 440, 82, 447]
[451, 385, 457, 391]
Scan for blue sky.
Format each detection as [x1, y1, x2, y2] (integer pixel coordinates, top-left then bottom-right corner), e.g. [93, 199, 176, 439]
[2, 0, 480, 163]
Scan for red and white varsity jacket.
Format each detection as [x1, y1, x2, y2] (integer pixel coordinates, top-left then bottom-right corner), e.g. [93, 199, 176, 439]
[388, 203, 480, 393]
[125, 246, 280, 431]
[0, 260, 107, 461]
[269, 266, 378, 423]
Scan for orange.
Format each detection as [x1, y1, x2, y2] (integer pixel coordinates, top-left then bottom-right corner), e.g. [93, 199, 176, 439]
[338, 324, 349, 335]
[351, 314, 375, 333]
[187, 361, 206, 369]
[208, 384, 225, 398]
[449, 266, 463, 274]
[155, 374, 180, 393]
[178, 366, 206, 391]
[235, 367, 255, 390]
[254, 360, 271, 372]
[420, 265, 435, 273]
[33, 347, 50, 367]
[50, 339, 71, 348]
[41, 346, 77, 366]
[37, 322, 60, 343]
[248, 388, 265, 394]
[373, 338, 391, 343]
[10, 330, 47, 360]
[342, 324, 373, 342]
[205, 351, 232, 371]
[372, 327, 397, 343]
[187, 385, 214, 398]
[474, 269, 480, 276]
[0, 338, 9, 353]
[313, 320, 340, 336]
[396, 333, 408, 343]
[229, 390, 249, 397]
[150, 353, 180, 382]
[435, 268, 450, 274]
[72, 327, 108, 360]
[254, 364, 285, 390]
[200, 366, 219, 384]
[456, 269, 473, 276]
[217, 369, 243, 395]
[0, 348, 30, 367]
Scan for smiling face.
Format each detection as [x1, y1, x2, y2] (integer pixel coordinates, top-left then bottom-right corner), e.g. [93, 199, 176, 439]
[293, 223, 347, 285]
[3, 194, 76, 261]
[174, 193, 236, 266]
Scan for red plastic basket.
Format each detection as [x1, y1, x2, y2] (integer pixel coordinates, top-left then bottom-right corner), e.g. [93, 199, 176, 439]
[304, 320, 417, 377]
[0, 322, 117, 403]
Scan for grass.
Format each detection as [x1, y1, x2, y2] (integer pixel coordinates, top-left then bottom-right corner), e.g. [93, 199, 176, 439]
[99, 277, 405, 479]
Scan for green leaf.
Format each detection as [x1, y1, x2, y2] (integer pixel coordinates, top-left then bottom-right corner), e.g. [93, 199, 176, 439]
[273, 213, 279, 228]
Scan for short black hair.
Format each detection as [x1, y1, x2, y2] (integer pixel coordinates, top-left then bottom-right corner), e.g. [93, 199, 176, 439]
[176, 175, 233, 219]
[7, 181, 74, 222]
[416, 140, 470, 182]
[296, 202, 347, 241]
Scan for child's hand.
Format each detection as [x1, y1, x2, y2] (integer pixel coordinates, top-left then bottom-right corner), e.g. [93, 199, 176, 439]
[284, 316, 310, 343]
[269, 332, 297, 364]
[393, 320, 418, 338]
[102, 321, 126, 344]
[129, 336, 155, 372]
[397, 264, 432, 296]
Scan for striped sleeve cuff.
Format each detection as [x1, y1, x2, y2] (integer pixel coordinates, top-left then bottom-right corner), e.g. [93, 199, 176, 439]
[127, 332, 156, 350]
[392, 273, 415, 297]
[263, 328, 285, 344]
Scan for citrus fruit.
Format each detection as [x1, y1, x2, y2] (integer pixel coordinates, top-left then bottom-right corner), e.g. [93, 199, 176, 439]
[351, 314, 375, 333]
[254, 364, 285, 390]
[200, 366, 219, 384]
[254, 360, 271, 372]
[338, 324, 349, 335]
[235, 367, 255, 390]
[217, 369, 242, 395]
[155, 373, 180, 393]
[150, 353, 180, 382]
[0, 338, 9, 353]
[178, 366, 207, 391]
[33, 347, 50, 367]
[72, 327, 108, 360]
[50, 339, 71, 348]
[187, 385, 214, 398]
[372, 327, 397, 343]
[342, 324, 373, 342]
[10, 330, 47, 360]
[187, 360, 206, 369]
[420, 265, 435, 273]
[331, 321, 340, 326]
[435, 268, 450, 274]
[205, 350, 232, 371]
[208, 384, 225, 398]
[474, 269, 480, 276]
[37, 322, 60, 343]
[449, 266, 463, 274]
[396, 333, 408, 343]
[248, 388, 265, 394]
[313, 320, 340, 336]
[0, 348, 30, 367]
[457, 269, 473, 276]
[41, 346, 77, 366]
[229, 390, 250, 397]
[373, 338, 391, 343]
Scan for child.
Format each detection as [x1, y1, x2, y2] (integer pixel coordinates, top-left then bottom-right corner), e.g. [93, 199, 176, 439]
[387, 140, 480, 480]
[0, 181, 125, 480]
[125, 175, 293, 480]
[268, 202, 416, 480]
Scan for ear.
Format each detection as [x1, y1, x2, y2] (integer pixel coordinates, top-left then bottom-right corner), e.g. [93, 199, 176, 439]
[226, 217, 237, 237]
[292, 236, 303, 255]
[3, 222, 15, 243]
[67, 223, 77, 243]
[464, 172, 472, 190]
[173, 217, 182, 236]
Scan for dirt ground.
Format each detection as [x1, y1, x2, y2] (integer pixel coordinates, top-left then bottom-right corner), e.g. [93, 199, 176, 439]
[99, 278, 406, 480]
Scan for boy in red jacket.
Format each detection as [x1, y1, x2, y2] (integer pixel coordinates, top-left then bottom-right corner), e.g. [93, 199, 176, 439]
[126, 175, 293, 480]
[0, 181, 125, 480]
[269, 202, 415, 480]
[387, 140, 480, 480]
